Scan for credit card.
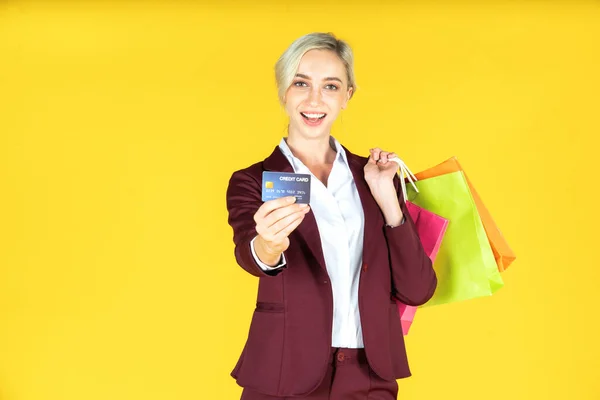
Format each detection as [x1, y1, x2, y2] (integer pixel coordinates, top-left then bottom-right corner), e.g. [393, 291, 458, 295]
[261, 171, 311, 204]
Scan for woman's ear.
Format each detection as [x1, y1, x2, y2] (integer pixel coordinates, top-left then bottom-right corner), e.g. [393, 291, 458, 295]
[342, 87, 353, 110]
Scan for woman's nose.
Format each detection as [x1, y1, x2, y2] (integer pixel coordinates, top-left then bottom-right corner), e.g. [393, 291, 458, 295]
[308, 87, 322, 105]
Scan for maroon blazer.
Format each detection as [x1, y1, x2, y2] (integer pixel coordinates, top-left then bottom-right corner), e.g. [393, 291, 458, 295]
[225, 144, 437, 397]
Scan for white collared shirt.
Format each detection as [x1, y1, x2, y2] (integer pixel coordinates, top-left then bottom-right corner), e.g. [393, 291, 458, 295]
[250, 136, 366, 348]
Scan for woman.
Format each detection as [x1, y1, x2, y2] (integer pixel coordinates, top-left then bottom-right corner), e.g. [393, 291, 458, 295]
[225, 32, 437, 400]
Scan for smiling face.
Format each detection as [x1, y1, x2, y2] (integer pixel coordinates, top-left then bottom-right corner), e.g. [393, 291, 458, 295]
[284, 49, 353, 140]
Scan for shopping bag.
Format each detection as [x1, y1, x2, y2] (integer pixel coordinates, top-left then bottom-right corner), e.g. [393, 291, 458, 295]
[406, 170, 504, 307]
[414, 157, 516, 272]
[390, 159, 449, 333]
[397, 202, 449, 334]
[405, 201, 448, 262]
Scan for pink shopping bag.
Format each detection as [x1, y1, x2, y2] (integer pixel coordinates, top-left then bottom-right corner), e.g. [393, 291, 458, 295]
[396, 201, 448, 334]
[391, 157, 449, 334]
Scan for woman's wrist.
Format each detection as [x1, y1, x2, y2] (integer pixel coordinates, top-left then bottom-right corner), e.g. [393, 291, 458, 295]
[368, 179, 404, 226]
[254, 236, 283, 266]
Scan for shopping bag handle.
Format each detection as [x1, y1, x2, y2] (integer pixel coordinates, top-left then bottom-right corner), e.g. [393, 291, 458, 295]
[389, 156, 419, 202]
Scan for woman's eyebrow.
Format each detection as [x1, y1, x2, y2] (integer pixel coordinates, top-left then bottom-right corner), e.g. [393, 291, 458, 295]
[295, 73, 343, 83]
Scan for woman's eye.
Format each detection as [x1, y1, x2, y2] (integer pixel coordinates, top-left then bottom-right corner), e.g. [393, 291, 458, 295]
[325, 84, 338, 90]
[294, 81, 308, 87]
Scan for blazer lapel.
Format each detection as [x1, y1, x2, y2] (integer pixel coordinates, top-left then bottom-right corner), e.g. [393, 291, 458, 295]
[342, 145, 381, 269]
[263, 146, 327, 272]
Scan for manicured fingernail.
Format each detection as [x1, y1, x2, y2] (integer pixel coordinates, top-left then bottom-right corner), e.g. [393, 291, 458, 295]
[288, 196, 296, 203]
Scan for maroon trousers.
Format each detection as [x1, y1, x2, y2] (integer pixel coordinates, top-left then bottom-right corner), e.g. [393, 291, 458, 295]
[240, 348, 398, 400]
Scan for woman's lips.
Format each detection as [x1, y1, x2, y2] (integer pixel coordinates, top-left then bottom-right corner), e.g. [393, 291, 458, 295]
[300, 112, 327, 127]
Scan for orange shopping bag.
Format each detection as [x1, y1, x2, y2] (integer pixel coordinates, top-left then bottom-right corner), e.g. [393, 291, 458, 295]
[414, 157, 516, 272]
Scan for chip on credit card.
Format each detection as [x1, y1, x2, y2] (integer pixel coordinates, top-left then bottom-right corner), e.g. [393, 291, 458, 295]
[261, 171, 311, 204]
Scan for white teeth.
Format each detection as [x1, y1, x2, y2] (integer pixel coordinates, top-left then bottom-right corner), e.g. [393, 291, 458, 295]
[301, 112, 325, 119]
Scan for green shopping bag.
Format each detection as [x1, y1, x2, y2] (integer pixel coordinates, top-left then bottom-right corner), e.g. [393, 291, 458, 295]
[407, 171, 504, 307]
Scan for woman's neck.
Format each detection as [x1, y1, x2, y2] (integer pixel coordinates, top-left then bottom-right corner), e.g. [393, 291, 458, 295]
[284, 133, 337, 168]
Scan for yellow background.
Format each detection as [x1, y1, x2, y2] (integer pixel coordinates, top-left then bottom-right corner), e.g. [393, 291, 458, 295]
[1, 1, 599, 399]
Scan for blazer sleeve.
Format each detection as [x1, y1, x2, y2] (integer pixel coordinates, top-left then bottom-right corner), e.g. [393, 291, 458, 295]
[383, 173, 437, 306]
[226, 168, 287, 278]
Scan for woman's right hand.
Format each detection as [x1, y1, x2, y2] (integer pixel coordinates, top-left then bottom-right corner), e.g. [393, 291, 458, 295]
[253, 196, 310, 265]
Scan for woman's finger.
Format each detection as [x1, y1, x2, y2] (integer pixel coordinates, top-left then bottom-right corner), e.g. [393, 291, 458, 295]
[379, 151, 390, 164]
[255, 196, 296, 221]
[263, 203, 309, 228]
[273, 212, 306, 241]
[267, 207, 309, 239]
[371, 147, 382, 163]
[367, 149, 378, 165]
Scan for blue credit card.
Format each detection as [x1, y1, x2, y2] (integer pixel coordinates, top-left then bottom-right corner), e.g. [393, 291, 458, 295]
[262, 171, 311, 204]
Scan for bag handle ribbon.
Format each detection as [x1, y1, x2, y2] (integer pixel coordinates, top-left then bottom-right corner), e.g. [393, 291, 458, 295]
[388, 156, 419, 203]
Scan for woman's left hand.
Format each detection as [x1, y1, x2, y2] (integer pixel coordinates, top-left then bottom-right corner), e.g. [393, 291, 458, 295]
[364, 147, 398, 187]
[364, 147, 404, 226]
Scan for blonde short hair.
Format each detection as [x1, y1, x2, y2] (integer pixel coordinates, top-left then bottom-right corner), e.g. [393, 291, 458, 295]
[275, 32, 356, 105]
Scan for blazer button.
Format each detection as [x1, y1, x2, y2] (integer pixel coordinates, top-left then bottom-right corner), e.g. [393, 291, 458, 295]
[362, 263, 368, 272]
[337, 352, 345, 362]
[323, 280, 328, 284]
